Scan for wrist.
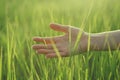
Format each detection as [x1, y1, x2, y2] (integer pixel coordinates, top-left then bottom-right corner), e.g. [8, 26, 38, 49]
[77, 32, 89, 52]
[88, 33, 104, 51]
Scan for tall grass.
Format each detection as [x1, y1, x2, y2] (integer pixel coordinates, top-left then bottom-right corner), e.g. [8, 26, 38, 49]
[0, 0, 120, 80]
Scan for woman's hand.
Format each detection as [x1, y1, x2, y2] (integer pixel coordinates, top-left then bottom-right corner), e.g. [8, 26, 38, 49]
[32, 23, 88, 58]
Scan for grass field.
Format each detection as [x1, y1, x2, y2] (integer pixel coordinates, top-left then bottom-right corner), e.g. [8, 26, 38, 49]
[0, 0, 120, 80]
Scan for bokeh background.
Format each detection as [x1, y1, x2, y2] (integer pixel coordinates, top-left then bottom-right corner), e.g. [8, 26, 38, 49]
[0, 0, 120, 80]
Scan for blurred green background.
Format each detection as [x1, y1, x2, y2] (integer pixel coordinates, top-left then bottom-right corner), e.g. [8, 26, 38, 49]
[0, 0, 120, 80]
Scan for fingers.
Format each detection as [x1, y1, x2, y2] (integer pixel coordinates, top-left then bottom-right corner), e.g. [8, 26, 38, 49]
[37, 49, 55, 54]
[33, 37, 55, 44]
[32, 44, 53, 50]
[46, 52, 69, 58]
[32, 44, 69, 58]
[50, 23, 69, 33]
[33, 45, 69, 58]
[46, 53, 57, 58]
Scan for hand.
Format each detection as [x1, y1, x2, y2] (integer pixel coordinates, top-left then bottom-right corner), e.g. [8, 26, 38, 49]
[32, 23, 88, 58]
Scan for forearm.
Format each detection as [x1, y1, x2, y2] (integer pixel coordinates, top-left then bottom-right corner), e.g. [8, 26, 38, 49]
[89, 30, 120, 51]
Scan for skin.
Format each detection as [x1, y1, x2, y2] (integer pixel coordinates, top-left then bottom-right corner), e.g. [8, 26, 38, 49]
[32, 23, 88, 58]
[32, 23, 120, 58]
[90, 30, 120, 51]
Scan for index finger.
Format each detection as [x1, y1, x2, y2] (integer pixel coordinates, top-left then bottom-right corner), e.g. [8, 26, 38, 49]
[33, 37, 54, 44]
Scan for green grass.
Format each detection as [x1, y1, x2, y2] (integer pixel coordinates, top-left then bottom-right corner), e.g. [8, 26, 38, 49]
[0, 0, 120, 80]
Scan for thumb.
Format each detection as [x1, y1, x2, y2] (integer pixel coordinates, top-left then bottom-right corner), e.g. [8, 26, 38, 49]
[50, 23, 69, 33]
